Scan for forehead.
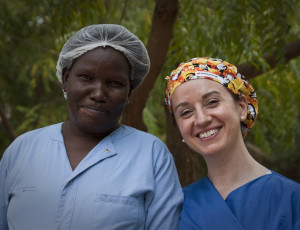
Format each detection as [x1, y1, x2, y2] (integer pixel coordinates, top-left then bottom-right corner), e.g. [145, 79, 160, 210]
[71, 47, 130, 72]
[171, 79, 230, 104]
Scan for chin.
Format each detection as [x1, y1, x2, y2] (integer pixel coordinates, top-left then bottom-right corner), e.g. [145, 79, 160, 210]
[85, 124, 116, 135]
[190, 144, 225, 157]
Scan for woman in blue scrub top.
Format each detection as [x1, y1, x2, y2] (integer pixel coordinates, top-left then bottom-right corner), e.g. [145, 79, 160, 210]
[0, 24, 183, 230]
[165, 57, 300, 230]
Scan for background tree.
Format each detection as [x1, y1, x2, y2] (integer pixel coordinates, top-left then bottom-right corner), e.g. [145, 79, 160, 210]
[1, 0, 300, 186]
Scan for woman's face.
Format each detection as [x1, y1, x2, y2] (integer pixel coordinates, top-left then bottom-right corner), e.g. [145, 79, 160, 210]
[62, 47, 131, 136]
[171, 79, 248, 157]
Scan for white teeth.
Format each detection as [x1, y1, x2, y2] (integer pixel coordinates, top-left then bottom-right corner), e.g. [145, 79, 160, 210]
[199, 129, 219, 138]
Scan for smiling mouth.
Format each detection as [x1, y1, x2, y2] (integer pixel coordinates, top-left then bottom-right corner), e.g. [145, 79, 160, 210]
[80, 106, 109, 115]
[198, 128, 220, 139]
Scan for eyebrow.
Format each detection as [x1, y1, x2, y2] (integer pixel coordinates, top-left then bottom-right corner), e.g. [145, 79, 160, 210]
[173, 90, 221, 113]
[202, 91, 221, 100]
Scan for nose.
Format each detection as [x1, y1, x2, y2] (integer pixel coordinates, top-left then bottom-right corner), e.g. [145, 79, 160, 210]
[89, 82, 108, 102]
[194, 107, 212, 126]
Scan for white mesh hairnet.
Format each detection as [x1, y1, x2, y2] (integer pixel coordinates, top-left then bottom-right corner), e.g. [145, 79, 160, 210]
[56, 24, 150, 95]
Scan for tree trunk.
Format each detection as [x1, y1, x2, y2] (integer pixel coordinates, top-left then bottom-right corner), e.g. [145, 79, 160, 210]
[121, 0, 179, 131]
[165, 109, 203, 187]
[0, 102, 16, 141]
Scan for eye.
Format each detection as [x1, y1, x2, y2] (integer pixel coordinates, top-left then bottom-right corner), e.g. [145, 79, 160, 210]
[78, 74, 92, 81]
[179, 109, 192, 117]
[207, 99, 219, 107]
[109, 81, 125, 88]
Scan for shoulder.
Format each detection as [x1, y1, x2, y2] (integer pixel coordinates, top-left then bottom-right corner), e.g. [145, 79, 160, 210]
[2, 123, 62, 162]
[267, 171, 300, 191]
[113, 125, 163, 141]
[112, 125, 174, 169]
[183, 177, 208, 196]
[251, 171, 300, 207]
[179, 178, 211, 213]
[112, 125, 168, 150]
[265, 171, 300, 220]
[8, 123, 61, 146]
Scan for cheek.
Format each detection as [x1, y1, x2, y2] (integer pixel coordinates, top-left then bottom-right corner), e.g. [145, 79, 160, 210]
[215, 102, 237, 118]
[111, 101, 127, 114]
[175, 118, 192, 136]
[108, 93, 129, 114]
[66, 91, 83, 108]
[111, 91, 129, 104]
[67, 82, 87, 100]
[221, 106, 241, 131]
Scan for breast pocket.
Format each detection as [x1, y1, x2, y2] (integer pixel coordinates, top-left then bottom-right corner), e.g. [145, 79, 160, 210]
[93, 194, 139, 230]
[7, 187, 37, 225]
[8, 186, 37, 202]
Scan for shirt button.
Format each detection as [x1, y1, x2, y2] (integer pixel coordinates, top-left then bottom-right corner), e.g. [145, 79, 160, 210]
[105, 149, 110, 152]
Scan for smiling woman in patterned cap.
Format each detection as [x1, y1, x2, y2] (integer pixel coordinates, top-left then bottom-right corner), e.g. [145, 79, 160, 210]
[0, 24, 183, 230]
[165, 57, 300, 230]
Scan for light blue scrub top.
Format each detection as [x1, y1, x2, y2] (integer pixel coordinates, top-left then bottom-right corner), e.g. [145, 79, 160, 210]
[0, 123, 183, 230]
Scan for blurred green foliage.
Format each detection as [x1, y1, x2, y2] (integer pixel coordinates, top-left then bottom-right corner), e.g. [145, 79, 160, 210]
[1, 0, 300, 180]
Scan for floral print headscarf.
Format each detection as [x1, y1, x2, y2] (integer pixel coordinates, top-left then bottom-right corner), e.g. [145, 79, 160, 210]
[165, 57, 258, 137]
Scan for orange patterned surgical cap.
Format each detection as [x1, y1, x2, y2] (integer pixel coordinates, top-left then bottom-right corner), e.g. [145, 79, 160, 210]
[165, 57, 258, 137]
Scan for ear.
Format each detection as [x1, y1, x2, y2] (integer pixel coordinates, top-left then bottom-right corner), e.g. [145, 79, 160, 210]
[239, 94, 248, 118]
[127, 80, 134, 98]
[62, 68, 70, 90]
[128, 85, 132, 98]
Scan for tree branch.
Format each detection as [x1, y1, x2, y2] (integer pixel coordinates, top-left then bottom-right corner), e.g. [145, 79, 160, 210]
[118, 0, 128, 24]
[238, 38, 300, 79]
[121, 0, 179, 131]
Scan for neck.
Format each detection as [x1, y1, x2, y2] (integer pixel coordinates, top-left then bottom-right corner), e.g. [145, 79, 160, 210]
[205, 143, 268, 199]
[62, 121, 119, 143]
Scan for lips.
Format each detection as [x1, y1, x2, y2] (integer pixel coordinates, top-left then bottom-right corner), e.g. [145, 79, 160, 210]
[80, 106, 109, 116]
